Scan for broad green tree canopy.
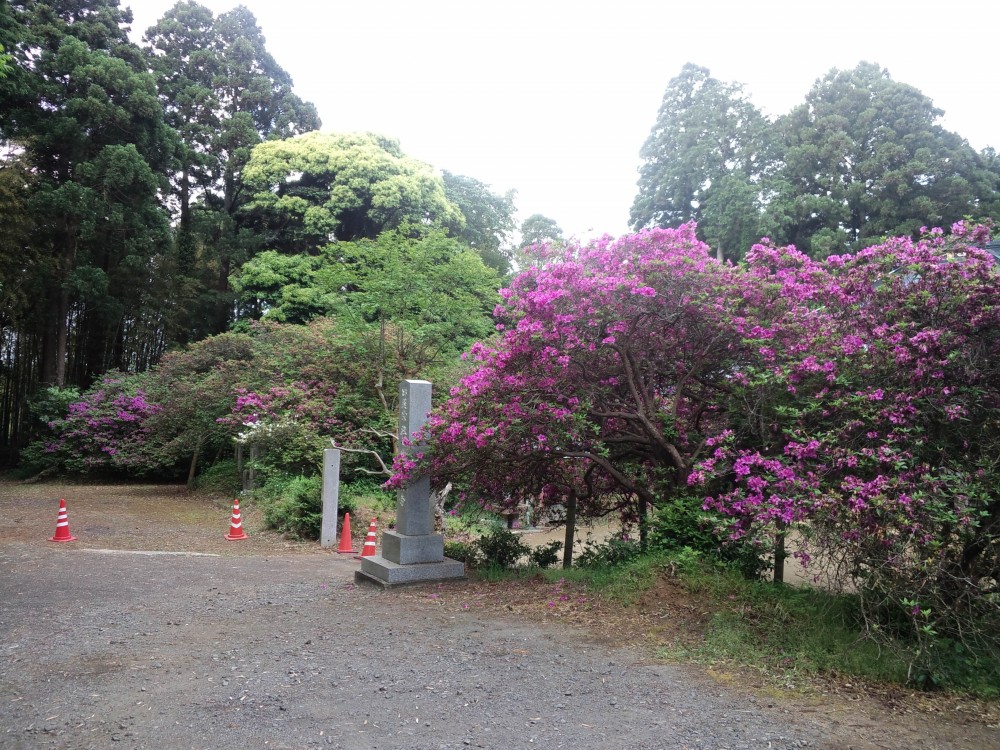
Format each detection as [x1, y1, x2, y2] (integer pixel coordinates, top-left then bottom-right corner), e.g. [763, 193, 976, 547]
[142, 1, 321, 340]
[519, 213, 564, 246]
[766, 62, 996, 256]
[442, 170, 517, 274]
[241, 131, 465, 252]
[233, 229, 500, 344]
[0, 0, 174, 388]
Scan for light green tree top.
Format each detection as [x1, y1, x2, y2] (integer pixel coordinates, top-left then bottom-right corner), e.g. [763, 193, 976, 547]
[233, 228, 499, 343]
[241, 131, 464, 252]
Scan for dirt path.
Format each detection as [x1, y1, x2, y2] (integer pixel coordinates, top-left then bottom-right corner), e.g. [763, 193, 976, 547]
[1, 482, 997, 750]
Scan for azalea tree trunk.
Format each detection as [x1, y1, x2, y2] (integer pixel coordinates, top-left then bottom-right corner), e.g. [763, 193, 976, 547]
[773, 524, 787, 584]
[187, 434, 205, 488]
[562, 489, 577, 569]
[638, 494, 649, 552]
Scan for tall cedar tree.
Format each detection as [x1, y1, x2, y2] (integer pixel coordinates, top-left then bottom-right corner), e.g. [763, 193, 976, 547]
[0, 0, 174, 390]
[631, 63, 770, 262]
[143, 1, 320, 339]
[765, 62, 997, 256]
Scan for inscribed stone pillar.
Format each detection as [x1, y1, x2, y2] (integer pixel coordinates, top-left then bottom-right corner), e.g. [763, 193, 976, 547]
[355, 379, 464, 587]
[394, 379, 433, 537]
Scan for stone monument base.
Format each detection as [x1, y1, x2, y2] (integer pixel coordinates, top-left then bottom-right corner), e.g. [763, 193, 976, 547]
[380, 530, 445, 564]
[355, 556, 465, 589]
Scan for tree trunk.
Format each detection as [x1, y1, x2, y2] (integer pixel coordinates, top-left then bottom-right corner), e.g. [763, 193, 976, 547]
[562, 489, 577, 569]
[187, 434, 205, 488]
[773, 525, 787, 584]
[41, 286, 70, 388]
[638, 493, 649, 552]
[179, 163, 191, 232]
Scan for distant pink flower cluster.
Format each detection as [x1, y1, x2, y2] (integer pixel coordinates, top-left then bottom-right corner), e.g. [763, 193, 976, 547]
[43, 377, 163, 472]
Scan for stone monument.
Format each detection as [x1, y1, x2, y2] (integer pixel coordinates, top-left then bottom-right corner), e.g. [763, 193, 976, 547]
[355, 379, 465, 587]
[320, 448, 340, 548]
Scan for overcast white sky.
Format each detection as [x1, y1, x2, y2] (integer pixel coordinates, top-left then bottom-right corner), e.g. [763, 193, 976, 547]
[125, 0, 999, 242]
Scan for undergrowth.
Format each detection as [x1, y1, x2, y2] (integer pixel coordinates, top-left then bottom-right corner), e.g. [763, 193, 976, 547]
[668, 566, 909, 688]
[671, 562, 1000, 697]
[486, 542, 1000, 698]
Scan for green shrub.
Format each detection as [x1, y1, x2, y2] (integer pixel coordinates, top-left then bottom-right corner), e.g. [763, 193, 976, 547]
[444, 540, 482, 566]
[576, 536, 641, 568]
[651, 496, 770, 580]
[475, 527, 530, 568]
[336, 486, 359, 518]
[256, 474, 323, 539]
[529, 540, 563, 568]
[443, 503, 502, 537]
[192, 460, 241, 495]
[341, 477, 391, 514]
[651, 495, 720, 551]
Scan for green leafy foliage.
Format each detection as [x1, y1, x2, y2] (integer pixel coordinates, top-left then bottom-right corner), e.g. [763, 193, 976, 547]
[234, 229, 500, 348]
[444, 540, 483, 566]
[633, 62, 999, 260]
[22, 318, 401, 484]
[0, 42, 11, 77]
[0, 2, 176, 387]
[575, 537, 642, 568]
[441, 171, 517, 274]
[256, 474, 323, 539]
[142, 2, 321, 340]
[341, 478, 394, 514]
[19, 373, 167, 476]
[766, 62, 996, 255]
[190, 459, 241, 495]
[519, 213, 563, 248]
[528, 540, 563, 569]
[475, 527, 531, 569]
[631, 63, 769, 262]
[650, 495, 770, 580]
[241, 132, 463, 250]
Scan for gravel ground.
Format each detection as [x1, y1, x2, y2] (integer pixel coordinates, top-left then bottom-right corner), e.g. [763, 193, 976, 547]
[2, 543, 827, 750]
[1, 482, 997, 750]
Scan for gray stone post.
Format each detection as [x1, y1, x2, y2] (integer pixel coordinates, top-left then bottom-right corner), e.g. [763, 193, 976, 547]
[356, 380, 464, 587]
[320, 448, 340, 548]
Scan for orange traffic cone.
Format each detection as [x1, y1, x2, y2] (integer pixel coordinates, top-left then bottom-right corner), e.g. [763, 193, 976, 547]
[357, 519, 378, 558]
[48, 498, 78, 542]
[336, 512, 357, 554]
[224, 498, 248, 541]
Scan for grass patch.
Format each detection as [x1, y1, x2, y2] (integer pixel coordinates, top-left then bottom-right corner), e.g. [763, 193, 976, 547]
[539, 551, 671, 606]
[340, 478, 392, 515]
[522, 547, 998, 697]
[192, 459, 241, 495]
[668, 570, 909, 687]
[661, 561, 1000, 697]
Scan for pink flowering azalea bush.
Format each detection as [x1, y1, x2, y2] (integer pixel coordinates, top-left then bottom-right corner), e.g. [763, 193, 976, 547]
[217, 380, 347, 475]
[26, 373, 167, 475]
[692, 223, 1000, 682]
[389, 224, 775, 561]
[22, 320, 391, 487]
[393, 221, 999, 681]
